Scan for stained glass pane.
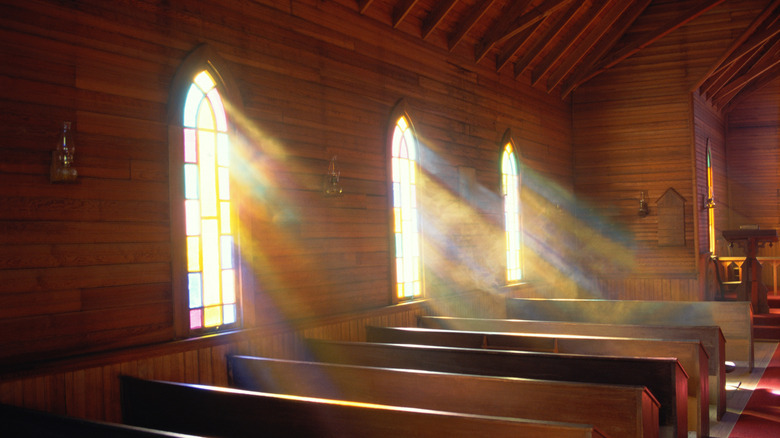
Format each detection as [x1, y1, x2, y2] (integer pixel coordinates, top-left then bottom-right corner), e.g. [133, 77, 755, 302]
[186, 236, 200, 272]
[202, 219, 220, 306]
[223, 304, 236, 325]
[204, 306, 221, 327]
[194, 71, 215, 93]
[185, 200, 201, 236]
[220, 202, 231, 233]
[188, 273, 202, 309]
[208, 89, 227, 132]
[217, 133, 230, 166]
[183, 85, 203, 128]
[221, 235, 234, 269]
[190, 309, 202, 330]
[184, 164, 199, 200]
[218, 167, 230, 200]
[184, 129, 197, 163]
[222, 270, 235, 303]
[199, 131, 218, 217]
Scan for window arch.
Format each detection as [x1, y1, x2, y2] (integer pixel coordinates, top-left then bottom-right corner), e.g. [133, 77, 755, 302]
[501, 133, 523, 283]
[169, 45, 248, 336]
[389, 104, 422, 301]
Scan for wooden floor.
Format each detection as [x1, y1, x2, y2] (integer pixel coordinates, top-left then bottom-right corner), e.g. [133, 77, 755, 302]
[708, 340, 779, 438]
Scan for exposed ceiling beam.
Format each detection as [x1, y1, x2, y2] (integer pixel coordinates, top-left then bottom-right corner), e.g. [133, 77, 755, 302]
[513, 3, 580, 79]
[358, 0, 374, 15]
[693, 0, 780, 93]
[422, 0, 459, 40]
[713, 37, 780, 107]
[725, 62, 780, 112]
[495, 19, 542, 73]
[447, 0, 497, 52]
[475, 0, 572, 63]
[583, 0, 727, 86]
[531, 1, 611, 87]
[561, 0, 651, 98]
[393, 0, 420, 28]
[546, 0, 632, 92]
[701, 21, 780, 97]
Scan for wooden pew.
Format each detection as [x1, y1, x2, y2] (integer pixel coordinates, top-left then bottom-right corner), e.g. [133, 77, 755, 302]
[366, 325, 708, 438]
[120, 376, 606, 438]
[506, 298, 753, 370]
[0, 402, 199, 437]
[304, 338, 688, 438]
[419, 315, 727, 421]
[227, 354, 660, 438]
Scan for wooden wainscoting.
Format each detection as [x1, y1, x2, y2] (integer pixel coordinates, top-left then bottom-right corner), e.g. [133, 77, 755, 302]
[0, 301, 429, 423]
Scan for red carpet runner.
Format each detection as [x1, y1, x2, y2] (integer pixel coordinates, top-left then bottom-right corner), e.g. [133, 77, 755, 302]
[729, 344, 780, 437]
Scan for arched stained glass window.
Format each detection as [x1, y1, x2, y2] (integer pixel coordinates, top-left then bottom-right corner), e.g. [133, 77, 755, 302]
[502, 141, 522, 283]
[391, 115, 422, 300]
[183, 70, 237, 331]
[706, 140, 715, 254]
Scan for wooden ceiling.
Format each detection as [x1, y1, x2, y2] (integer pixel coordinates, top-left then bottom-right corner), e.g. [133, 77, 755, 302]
[347, 0, 780, 109]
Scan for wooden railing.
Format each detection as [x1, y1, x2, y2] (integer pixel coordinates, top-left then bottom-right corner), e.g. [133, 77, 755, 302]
[716, 256, 780, 295]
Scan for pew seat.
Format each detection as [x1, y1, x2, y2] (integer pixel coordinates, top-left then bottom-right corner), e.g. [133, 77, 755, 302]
[418, 315, 727, 420]
[366, 325, 708, 437]
[120, 376, 606, 438]
[228, 354, 660, 438]
[303, 338, 688, 438]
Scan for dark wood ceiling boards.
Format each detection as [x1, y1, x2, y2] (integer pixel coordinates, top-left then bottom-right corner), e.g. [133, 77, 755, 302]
[345, 0, 780, 107]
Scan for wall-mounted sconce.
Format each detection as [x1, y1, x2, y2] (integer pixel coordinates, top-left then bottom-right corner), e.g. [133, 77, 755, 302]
[702, 194, 716, 210]
[50, 121, 78, 183]
[638, 191, 649, 217]
[323, 155, 343, 197]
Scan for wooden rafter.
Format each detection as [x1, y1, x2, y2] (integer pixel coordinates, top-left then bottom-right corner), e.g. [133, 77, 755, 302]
[703, 44, 767, 100]
[693, 0, 780, 93]
[447, 0, 497, 52]
[546, 0, 632, 92]
[561, 0, 651, 98]
[584, 0, 727, 85]
[422, 0, 459, 40]
[475, 0, 572, 63]
[474, 0, 532, 63]
[513, 3, 580, 78]
[495, 19, 543, 73]
[531, 1, 610, 86]
[701, 22, 780, 97]
[358, 0, 374, 15]
[725, 62, 780, 112]
[712, 37, 780, 108]
[393, 0, 420, 28]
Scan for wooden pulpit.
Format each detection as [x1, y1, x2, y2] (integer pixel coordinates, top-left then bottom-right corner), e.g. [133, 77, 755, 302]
[722, 229, 778, 314]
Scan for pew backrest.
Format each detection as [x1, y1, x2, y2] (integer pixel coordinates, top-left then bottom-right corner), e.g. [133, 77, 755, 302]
[0, 402, 199, 437]
[419, 315, 727, 420]
[367, 325, 708, 437]
[120, 376, 606, 438]
[304, 338, 688, 438]
[228, 354, 660, 438]
[506, 298, 753, 370]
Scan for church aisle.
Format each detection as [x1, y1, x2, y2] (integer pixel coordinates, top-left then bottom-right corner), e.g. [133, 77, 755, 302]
[708, 341, 779, 437]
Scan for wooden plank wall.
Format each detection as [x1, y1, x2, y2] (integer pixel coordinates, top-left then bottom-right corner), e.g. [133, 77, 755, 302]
[570, 1, 765, 300]
[725, 76, 780, 235]
[0, 0, 570, 411]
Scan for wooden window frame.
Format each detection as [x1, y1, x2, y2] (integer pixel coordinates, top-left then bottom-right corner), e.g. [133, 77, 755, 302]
[500, 129, 524, 284]
[386, 100, 424, 303]
[168, 44, 254, 338]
